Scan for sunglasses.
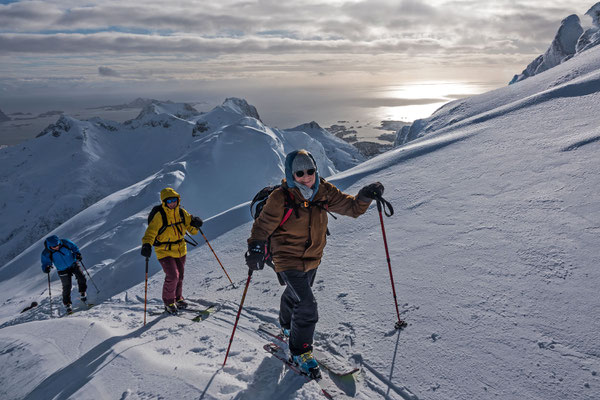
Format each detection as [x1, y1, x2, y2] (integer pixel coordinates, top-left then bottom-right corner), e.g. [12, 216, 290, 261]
[165, 198, 178, 204]
[294, 169, 315, 178]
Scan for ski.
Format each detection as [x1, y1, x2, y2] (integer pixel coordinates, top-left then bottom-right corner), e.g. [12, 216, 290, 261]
[264, 342, 334, 400]
[62, 302, 94, 317]
[148, 304, 220, 322]
[258, 322, 360, 377]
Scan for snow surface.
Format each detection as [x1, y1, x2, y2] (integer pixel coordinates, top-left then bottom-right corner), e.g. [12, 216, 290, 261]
[1, 40, 600, 400]
[0, 98, 361, 267]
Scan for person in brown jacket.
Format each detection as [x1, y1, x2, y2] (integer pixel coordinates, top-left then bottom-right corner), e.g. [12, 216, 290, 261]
[246, 149, 384, 378]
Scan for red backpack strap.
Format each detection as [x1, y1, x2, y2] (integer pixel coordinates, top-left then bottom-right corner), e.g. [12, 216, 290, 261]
[279, 208, 294, 226]
[279, 188, 297, 226]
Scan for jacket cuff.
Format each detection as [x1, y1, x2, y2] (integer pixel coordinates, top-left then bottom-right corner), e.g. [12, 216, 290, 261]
[357, 194, 373, 203]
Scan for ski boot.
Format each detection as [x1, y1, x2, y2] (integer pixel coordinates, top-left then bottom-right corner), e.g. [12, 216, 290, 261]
[164, 303, 178, 315]
[80, 292, 87, 304]
[176, 298, 188, 310]
[65, 303, 73, 315]
[291, 350, 321, 380]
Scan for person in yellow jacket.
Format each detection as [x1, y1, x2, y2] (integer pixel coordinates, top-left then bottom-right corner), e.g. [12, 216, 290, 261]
[141, 187, 203, 315]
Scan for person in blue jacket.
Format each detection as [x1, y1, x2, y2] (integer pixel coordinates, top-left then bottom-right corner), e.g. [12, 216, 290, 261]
[41, 235, 87, 313]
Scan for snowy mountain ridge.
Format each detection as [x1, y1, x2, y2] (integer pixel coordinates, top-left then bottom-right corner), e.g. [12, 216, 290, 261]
[0, 98, 363, 267]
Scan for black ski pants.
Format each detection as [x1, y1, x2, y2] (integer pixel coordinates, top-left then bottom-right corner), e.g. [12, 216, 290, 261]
[57, 263, 87, 305]
[278, 269, 318, 356]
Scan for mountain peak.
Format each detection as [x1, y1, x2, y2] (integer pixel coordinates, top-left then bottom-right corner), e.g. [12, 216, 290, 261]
[134, 101, 200, 121]
[293, 121, 322, 131]
[577, 3, 600, 52]
[510, 14, 584, 84]
[586, 2, 600, 26]
[35, 115, 75, 138]
[222, 98, 261, 121]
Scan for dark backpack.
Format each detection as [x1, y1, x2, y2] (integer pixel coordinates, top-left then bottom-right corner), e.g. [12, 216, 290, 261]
[250, 185, 296, 267]
[148, 205, 195, 248]
[250, 183, 333, 267]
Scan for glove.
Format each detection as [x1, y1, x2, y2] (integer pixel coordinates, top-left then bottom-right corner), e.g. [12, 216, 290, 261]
[245, 241, 266, 271]
[358, 182, 384, 202]
[141, 243, 152, 258]
[43, 265, 53, 273]
[190, 216, 203, 229]
[75, 253, 83, 261]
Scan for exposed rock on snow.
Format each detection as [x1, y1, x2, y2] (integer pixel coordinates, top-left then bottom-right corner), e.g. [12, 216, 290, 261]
[510, 15, 583, 84]
[511, 3, 600, 84]
[576, 3, 600, 52]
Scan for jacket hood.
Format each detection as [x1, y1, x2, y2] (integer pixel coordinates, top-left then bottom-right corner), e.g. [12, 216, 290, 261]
[45, 235, 61, 249]
[160, 187, 181, 205]
[284, 150, 320, 199]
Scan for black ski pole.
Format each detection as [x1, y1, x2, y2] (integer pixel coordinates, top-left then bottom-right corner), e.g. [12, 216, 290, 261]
[223, 269, 253, 367]
[144, 257, 149, 326]
[47, 272, 53, 318]
[79, 260, 100, 294]
[375, 195, 407, 330]
[199, 228, 236, 289]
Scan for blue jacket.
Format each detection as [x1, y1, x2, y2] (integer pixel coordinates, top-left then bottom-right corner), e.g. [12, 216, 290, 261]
[41, 236, 80, 272]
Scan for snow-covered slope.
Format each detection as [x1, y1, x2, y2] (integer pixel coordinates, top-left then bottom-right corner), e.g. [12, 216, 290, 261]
[396, 44, 600, 145]
[0, 98, 361, 266]
[1, 34, 600, 400]
[510, 2, 600, 84]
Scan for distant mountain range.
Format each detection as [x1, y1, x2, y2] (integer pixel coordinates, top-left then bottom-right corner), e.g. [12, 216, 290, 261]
[87, 97, 172, 111]
[0, 97, 364, 266]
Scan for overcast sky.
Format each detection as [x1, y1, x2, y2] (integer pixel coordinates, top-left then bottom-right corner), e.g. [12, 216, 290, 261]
[0, 0, 597, 111]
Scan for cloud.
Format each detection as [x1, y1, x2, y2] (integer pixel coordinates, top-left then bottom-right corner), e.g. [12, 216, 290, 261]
[0, 32, 444, 55]
[98, 66, 120, 77]
[0, 0, 595, 91]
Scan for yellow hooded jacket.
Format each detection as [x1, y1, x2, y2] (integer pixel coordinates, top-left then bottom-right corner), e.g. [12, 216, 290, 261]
[142, 188, 199, 260]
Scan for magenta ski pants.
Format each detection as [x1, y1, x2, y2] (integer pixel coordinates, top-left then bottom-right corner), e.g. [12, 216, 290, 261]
[158, 255, 186, 305]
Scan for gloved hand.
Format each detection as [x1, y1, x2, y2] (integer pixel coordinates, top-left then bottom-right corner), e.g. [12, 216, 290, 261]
[245, 241, 266, 271]
[43, 265, 53, 273]
[141, 243, 152, 258]
[190, 216, 203, 229]
[358, 182, 384, 202]
[75, 253, 83, 261]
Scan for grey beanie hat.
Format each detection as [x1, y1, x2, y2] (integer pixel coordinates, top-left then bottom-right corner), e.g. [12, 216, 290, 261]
[291, 151, 316, 173]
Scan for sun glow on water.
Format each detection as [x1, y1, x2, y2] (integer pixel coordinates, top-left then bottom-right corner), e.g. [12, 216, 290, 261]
[370, 81, 495, 123]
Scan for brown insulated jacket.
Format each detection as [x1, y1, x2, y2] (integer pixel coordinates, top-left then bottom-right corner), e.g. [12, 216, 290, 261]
[248, 178, 371, 272]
